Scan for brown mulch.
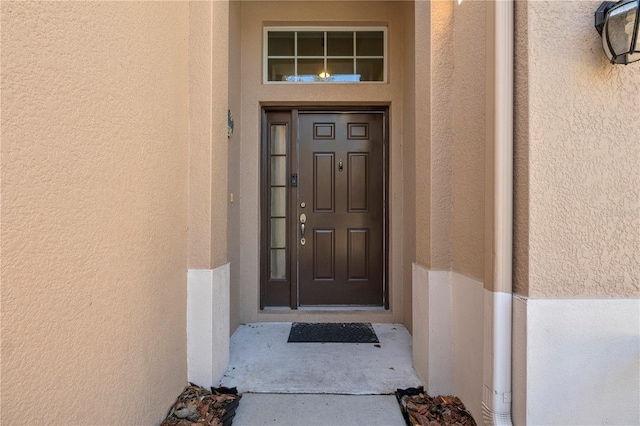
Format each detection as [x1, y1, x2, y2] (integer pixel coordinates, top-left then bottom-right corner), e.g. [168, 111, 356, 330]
[161, 383, 242, 426]
[396, 387, 476, 426]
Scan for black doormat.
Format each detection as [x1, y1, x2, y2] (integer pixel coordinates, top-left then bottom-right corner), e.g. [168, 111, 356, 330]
[287, 322, 379, 343]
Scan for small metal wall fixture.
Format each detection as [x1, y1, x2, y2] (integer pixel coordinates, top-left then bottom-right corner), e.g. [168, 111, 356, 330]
[228, 109, 235, 138]
[595, 0, 640, 64]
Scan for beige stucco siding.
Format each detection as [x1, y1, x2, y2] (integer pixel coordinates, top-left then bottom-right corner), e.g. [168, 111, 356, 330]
[228, 0, 243, 333]
[189, 1, 213, 269]
[402, 1, 417, 331]
[414, 0, 433, 268]
[418, 0, 486, 282]
[515, 0, 640, 297]
[427, 0, 454, 271]
[451, 0, 485, 282]
[1, 2, 189, 423]
[189, 0, 229, 269]
[513, 0, 530, 296]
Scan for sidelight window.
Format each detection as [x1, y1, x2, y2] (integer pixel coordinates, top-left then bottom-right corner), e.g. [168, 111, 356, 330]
[269, 124, 288, 280]
[264, 27, 387, 83]
[262, 111, 294, 308]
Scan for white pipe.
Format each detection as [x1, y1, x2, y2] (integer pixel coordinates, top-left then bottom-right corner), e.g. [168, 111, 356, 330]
[482, 292, 513, 425]
[482, 0, 514, 425]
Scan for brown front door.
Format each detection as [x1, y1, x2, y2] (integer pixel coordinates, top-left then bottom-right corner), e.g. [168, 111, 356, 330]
[261, 109, 387, 308]
[297, 112, 385, 306]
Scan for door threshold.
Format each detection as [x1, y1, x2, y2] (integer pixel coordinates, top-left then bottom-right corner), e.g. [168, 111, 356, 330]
[261, 306, 386, 313]
[297, 306, 386, 311]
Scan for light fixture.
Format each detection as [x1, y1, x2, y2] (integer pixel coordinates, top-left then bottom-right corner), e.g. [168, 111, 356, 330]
[318, 72, 331, 79]
[595, 0, 640, 64]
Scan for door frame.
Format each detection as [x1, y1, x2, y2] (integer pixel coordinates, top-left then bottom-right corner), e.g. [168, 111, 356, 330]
[260, 105, 390, 310]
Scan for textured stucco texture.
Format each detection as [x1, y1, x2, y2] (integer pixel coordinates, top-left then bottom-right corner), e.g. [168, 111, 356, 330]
[450, 0, 485, 281]
[402, 0, 416, 332]
[419, 0, 486, 281]
[189, 0, 229, 269]
[188, 0, 213, 269]
[414, 0, 433, 268]
[1, 2, 189, 424]
[228, 0, 243, 334]
[513, 0, 530, 297]
[515, 0, 640, 297]
[426, 0, 453, 271]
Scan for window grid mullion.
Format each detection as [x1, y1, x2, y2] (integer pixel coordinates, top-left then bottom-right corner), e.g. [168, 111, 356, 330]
[294, 32, 298, 78]
[324, 32, 327, 76]
[353, 31, 357, 74]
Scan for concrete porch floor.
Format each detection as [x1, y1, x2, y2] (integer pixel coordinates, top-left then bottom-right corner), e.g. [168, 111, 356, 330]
[221, 323, 421, 425]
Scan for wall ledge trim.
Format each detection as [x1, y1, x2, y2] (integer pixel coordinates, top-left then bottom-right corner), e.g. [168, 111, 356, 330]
[187, 263, 230, 389]
[514, 294, 640, 302]
[512, 296, 640, 425]
[412, 263, 486, 422]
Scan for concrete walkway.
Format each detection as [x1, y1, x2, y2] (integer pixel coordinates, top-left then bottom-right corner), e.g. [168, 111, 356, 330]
[222, 323, 420, 425]
[233, 394, 406, 426]
[221, 323, 421, 394]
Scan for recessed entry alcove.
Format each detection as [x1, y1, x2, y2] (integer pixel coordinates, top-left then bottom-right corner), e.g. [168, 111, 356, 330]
[232, 0, 417, 326]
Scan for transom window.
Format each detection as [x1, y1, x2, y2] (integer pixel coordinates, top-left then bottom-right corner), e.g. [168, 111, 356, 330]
[264, 27, 387, 83]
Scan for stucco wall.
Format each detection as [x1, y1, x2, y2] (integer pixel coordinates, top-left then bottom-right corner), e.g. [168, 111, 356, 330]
[228, 0, 243, 333]
[189, 0, 229, 270]
[189, 1, 214, 269]
[402, 1, 416, 332]
[451, 0, 485, 281]
[513, 0, 530, 297]
[428, 0, 453, 271]
[515, 0, 640, 297]
[414, 0, 432, 268]
[238, 1, 408, 323]
[412, 266, 485, 423]
[513, 296, 640, 425]
[415, 0, 486, 282]
[1, 2, 189, 424]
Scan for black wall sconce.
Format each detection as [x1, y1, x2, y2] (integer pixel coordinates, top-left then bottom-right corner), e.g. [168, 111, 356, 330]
[595, 0, 639, 64]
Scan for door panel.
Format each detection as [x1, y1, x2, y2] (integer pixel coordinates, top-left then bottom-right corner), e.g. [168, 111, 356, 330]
[298, 112, 384, 306]
[313, 229, 335, 280]
[347, 229, 369, 280]
[348, 153, 369, 212]
[313, 153, 335, 212]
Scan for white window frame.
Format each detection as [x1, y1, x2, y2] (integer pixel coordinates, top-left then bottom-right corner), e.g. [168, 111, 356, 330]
[263, 26, 388, 84]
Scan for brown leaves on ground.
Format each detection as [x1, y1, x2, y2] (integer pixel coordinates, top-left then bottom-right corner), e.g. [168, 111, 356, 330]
[161, 383, 241, 426]
[399, 392, 476, 426]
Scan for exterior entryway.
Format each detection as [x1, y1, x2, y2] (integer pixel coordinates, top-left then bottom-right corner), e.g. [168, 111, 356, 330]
[261, 109, 388, 309]
[221, 323, 419, 394]
[224, 322, 416, 425]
